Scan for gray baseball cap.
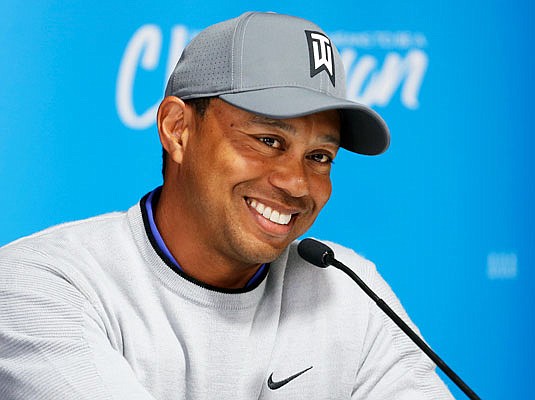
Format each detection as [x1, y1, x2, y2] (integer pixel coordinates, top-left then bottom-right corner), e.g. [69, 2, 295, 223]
[165, 12, 390, 155]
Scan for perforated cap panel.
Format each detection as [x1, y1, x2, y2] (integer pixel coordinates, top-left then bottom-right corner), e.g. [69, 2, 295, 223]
[165, 16, 236, 98]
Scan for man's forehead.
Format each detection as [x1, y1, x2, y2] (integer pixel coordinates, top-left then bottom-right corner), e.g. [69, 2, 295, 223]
[207, 98, 340, 145]
[248, 115, 296, 134]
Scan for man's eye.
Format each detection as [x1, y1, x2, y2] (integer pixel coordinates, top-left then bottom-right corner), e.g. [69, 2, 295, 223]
[309, 153, 333, 164]
[258, 137, 282, 149]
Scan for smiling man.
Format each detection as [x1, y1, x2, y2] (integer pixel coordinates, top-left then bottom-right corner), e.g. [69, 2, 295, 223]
[155, 98, 340, 289]
[0, 12, 453, 400]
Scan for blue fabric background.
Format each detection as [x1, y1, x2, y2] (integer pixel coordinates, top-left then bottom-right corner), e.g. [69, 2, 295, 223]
[1, 1, 533, 398]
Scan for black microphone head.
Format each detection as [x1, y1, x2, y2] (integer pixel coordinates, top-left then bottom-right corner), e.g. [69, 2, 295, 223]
[297, 238, 335, 268]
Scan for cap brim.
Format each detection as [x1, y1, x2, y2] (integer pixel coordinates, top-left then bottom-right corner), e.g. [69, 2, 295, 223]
[219, 87, 390, 155]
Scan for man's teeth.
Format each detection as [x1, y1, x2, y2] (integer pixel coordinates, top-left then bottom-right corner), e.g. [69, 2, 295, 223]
[249, 199, 292, 225]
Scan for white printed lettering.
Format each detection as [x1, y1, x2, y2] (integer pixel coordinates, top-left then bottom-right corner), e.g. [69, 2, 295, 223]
[116, 25, 162, 129]
[342, 48, 428, 109]
[487, 252, 518, 279]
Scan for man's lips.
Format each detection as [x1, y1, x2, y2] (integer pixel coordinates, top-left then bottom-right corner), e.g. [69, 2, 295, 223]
[245, 198, 296, 225]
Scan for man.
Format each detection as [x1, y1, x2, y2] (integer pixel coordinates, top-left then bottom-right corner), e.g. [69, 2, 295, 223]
[0, 12, 453, 399]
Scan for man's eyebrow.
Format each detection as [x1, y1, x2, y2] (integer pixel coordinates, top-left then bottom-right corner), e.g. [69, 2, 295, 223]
[319, 133, 340, 146]
[247, 114, 340, 146]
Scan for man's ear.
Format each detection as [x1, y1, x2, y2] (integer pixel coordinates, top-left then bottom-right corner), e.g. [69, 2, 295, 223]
[157, 96, 191, 165]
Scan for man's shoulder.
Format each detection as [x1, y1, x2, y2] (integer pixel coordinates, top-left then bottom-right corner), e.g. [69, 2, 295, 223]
[0, 204, 142, 278]
[0, 205, 144, 300]
[1, 210, 128, 253]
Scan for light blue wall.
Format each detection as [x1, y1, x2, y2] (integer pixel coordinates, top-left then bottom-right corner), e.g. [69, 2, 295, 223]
[1, 1, 533, 398]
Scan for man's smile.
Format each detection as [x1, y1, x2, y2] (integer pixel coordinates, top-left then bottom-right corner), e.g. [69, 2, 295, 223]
[246, 198, 293, 225]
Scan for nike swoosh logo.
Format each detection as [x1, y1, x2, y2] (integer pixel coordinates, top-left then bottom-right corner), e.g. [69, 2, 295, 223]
[267, 366, 313, 390]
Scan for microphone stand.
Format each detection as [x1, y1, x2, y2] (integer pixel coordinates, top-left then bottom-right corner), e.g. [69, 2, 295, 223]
[298, 238, 481, 400]
[330, 257, 480, 400]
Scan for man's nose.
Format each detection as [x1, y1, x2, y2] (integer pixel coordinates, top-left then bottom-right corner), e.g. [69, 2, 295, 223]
[268, 156, 310, 198]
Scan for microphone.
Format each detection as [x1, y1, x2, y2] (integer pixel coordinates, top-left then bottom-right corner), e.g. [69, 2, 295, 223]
[297, 238, 481, 400]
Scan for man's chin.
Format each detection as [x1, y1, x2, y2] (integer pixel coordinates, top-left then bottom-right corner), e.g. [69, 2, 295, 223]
[236, 236, 294, 266]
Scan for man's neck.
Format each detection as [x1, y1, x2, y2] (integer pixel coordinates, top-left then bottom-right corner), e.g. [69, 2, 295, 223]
[153, 185, 263, 290]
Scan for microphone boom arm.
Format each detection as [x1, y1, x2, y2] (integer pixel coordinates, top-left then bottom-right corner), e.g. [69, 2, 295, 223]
[298, 239, 481, 400]
[330, 258, 480, 400]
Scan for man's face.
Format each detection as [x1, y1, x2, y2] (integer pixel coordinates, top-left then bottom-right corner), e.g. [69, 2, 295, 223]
[176, 99, 340, 268]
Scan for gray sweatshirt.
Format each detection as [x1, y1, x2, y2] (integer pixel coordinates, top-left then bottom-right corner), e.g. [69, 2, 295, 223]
[0, 200, 453, 399]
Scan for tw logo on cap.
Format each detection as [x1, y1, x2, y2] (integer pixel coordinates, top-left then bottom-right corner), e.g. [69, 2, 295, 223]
[305, 30, 336, 86]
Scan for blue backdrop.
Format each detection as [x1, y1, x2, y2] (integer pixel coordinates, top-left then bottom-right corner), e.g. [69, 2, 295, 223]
[1, 1, 533, 398]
